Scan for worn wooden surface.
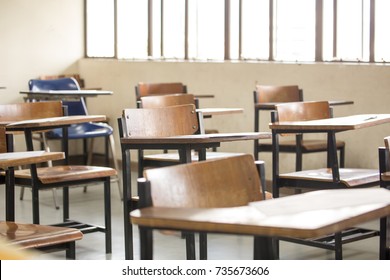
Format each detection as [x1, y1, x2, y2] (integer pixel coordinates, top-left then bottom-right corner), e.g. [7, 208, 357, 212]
[132, 188, 390, 239]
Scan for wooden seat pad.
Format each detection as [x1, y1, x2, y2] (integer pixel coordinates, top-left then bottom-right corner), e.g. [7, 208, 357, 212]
[259, 139, 345, 152]
[280, 168, 379, 187]
[380, 171, 390, 182]
[144, 151, 245, 162]
[131, 188, 390, 239]
[0, 221, 83, 250]
[14, 165, 117, 184]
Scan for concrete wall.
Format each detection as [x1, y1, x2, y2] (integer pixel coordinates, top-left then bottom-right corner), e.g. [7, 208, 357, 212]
[0, 0, 84, 102]
[0, 0, 84, 150]
[79, 59, 390, 178]
[1, 0, 390, 180]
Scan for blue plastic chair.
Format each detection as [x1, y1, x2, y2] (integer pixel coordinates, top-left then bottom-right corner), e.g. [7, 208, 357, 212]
[23, 77, 121, 200]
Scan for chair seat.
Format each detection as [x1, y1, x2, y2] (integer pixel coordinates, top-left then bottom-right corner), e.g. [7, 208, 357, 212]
[14, 165, 117, 184]
[144, 151, 245, 163]
[47, 122, 113, 139]
[0, 221, 83, 250]
[381, 171, 390, 182]
[280, 168, 379, 188]
[259, 139, 345, 152]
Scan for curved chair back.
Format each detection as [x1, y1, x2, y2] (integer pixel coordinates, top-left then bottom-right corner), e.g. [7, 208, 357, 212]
[275, 101, 331, 122]
[135, 82, 187, 101]
[140, 94, 196, 108]
[29, 77, 80, 91]
[143, 154, 264, 208]
[28, 78, 88, 115]
[254, 85, 303, 103]
[121, 104, 199, 138]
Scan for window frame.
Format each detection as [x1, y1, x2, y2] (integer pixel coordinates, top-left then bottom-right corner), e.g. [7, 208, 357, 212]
[84, 0, 385, 63]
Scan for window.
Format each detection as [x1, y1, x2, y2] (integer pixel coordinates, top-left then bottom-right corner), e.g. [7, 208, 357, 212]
[323, 0, 370, 62]
[240, 0, 269, 60]
[273, 0, 315, 62]
[229, 0, 240, 60]
[375, 0, 390, 62]
[85, 0, 390, 63]
[337, 0, 370, 61]
[117, 0, 148, 59]
[187, 0, 225, 60]
[162, 0, 185, 59]
[86, 0, 115, 57]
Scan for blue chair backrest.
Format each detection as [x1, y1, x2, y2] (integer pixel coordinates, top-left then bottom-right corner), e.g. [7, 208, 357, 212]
[28, 78, 88, 116]
[29, 77, 80, 91]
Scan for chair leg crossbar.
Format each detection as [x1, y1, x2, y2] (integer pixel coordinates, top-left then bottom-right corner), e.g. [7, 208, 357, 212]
[279, 227, 379, 259]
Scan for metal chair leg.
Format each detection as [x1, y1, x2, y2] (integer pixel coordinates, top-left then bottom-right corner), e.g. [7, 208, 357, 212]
[20, 133, 60, 210]
[109, 134, 123, 200]
[83, 138, 95, 193]
[83, 135, 122, 200]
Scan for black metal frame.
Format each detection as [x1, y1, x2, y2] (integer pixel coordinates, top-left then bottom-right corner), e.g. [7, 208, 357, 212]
[271, 110, 383, 260]
[118, 110, 269, 260]
[5, 123, 112, 254]
[118, 115, 216, 260]
[253, 89, 345, 170]
[133, 84, 213, 178]
[1, 135, 80, 260]
[378, 146, 390, 260]
[36, 240, 77, 260]
[136, 178, 276, 260]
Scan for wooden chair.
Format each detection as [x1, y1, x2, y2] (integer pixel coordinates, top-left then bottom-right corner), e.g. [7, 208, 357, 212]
[135, 82, 188, 107]
[254, 85, 346, 170]
[378, 136, 390, 260]
[0, 221, 83, 259]
[25, 77, 122, 201]
[271, 101, 380, 259]
[137, 93, 244, 178]
[118, 104, 268, 259]
[135, 82, 217, 133]
[140, 93, 195, 108]
[133, 154, 272, 259]
[0, 101, 116, 254]
[119, 103, 197, 205]
[0, 127, 83, 259]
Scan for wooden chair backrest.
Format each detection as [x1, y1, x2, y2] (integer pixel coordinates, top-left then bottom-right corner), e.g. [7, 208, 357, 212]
[122, 104, 199, 137]
[144, 154, 263, 208]
[0, 126, 6, 153]
[255, 85, 302, 103]
[140, 94, 196, 108]
[275, 101, 330, 122]
[384, 136, 390, 152]
[0, 101, 63, 122]
[135, 82, 187, 100]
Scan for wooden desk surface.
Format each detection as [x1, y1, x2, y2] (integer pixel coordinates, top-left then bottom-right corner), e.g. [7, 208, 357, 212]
[121, 132, 271, 145]
[256, 100, 354, 110]
[20, 89, 112, 99]
[5, 115, 106, 130]
[0, 151, 64, 169]
[197, 108, 244, 116]
[0, 221, 83, 250]
[269, 114, 390, 132]
[279, 167, 379, 188]
[131, 188, 390, 239]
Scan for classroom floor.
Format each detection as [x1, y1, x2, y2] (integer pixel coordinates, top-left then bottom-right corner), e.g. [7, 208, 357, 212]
[0, 169, 382, 260]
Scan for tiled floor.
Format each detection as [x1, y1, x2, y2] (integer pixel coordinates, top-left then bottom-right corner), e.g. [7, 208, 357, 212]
[0, 174, 382, 260]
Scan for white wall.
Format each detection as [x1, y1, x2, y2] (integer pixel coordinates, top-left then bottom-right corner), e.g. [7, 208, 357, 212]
[0, 0, 84, 104]
[1, 0, 390, 179]
[0, 0, 84, 150]
[79, 59, 390, 178]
